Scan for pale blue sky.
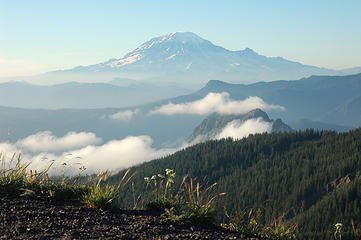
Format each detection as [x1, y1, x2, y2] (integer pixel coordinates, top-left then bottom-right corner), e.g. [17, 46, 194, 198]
[1, 0, 361, 77]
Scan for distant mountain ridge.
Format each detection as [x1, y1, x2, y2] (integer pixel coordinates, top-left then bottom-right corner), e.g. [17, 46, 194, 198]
[163, 73, 361, 127]
[0, 80, 190, 109]
[188, 109, 291, 143]
[45, 32, 359, 86]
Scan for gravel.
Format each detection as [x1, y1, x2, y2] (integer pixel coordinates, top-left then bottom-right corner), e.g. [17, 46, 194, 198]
[0, 197, 261, 240]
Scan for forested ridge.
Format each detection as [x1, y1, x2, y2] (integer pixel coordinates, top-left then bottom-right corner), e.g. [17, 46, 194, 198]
[110, 128, 361, 239]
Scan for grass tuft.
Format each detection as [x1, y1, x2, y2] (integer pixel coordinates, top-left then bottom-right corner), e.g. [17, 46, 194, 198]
[1, 153, 31, 197]
[82, 169, 135, 209]
[225, 206, 298, 239]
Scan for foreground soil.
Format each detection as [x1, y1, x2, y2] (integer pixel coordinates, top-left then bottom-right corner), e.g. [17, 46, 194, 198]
[0, 197, 260, 240]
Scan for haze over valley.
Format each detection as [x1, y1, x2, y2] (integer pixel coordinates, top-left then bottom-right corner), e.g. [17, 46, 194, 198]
[1, 72, 361, 175]
[1, 32, 361, 173]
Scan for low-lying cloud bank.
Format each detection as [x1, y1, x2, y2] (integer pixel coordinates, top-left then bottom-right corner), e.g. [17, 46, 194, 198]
[1, 91, 282, 176]
[216, 118, 272, 140]
[0, 131, 175, 176]
[17, 131, 102, 152]
[150, 92, 285, 115]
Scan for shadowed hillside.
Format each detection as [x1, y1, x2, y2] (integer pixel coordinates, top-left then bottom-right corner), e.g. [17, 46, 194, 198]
[110, 128, 361, 239]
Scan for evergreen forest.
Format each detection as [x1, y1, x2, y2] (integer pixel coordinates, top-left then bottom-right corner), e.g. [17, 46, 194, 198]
[109, 128, 361, 239]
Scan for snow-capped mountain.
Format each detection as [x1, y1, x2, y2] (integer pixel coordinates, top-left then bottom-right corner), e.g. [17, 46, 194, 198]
[52, 32, 339, 85]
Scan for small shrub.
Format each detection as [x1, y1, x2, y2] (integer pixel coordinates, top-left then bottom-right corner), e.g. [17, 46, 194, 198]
[145, 198, 182, 212]
[224, 207, 263, 237]
[0, 153, 29, 197]
[182, 177, 225, 224]
[47, 182, 89, 201]
[225, 207, 298, 239]
[264, 218, 297, 240]
[82, 169, 134, 209]
[144, 170, 225, 224]
[188, 203, 216, 224]
[144, 169, 180, 212]
[82, 184, 119, 209]
[163, 207, 187, 223]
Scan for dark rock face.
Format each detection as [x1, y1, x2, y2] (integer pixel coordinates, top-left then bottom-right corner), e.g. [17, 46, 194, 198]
[0, 197, 258, 240]
[272, 119, 293, 132]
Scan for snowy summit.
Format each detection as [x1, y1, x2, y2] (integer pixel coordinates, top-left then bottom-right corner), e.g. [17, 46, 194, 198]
[55, 32, 338, 85]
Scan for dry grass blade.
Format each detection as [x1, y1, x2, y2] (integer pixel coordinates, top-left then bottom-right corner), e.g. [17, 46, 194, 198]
[116, 169, 136, 191]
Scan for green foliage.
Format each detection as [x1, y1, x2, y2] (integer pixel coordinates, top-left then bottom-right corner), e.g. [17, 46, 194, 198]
[144, 169, 180, 212]
[264, 219, 297, 240]
[109, 128, 361, 239]
[0, 153, 30, 197]
[225, 207, 297, 239]
[0, 152, 90, 201]
[143, 169, 224, 224]
[163, 207, 187, 223]
[46, 182, 89, 201]
[82, 184, 119, 209]
[225, 207, 264, 237]
[2, 128, 361, 239]
[182, 177, 224, 224]
[82, 169, 134, 209]
[188, 203, 216, 224]
[0, 152, 133, 211]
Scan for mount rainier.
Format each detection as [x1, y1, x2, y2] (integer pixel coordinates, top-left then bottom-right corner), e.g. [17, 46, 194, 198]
[47, 32, 352, 86]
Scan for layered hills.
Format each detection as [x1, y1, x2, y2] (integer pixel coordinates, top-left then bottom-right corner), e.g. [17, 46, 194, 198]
[168, 73, 361, 127]
[0, 73, 359, 146]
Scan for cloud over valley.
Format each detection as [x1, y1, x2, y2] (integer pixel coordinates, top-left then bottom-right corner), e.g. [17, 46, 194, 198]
[0, 94, 284, 176]
[216, 118, 273, 140]
[109, 109, 140, 121]
[1, 131, 175, 176]
[150, 92, 285, 115]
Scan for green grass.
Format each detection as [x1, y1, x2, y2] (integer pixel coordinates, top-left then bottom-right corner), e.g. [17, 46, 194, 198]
[0, 153, 30, 197]
[1, 154, 301, 239]
[81, 169, 135, 209]
[224, 206, 297, 239]
[143, 171, 225, 224]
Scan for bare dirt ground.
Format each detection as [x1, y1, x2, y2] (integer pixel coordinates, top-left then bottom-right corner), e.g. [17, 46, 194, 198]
[0, 197, 260, 240]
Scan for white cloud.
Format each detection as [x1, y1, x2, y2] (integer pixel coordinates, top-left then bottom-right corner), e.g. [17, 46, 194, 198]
[56, 136, 173, 174]
[0, 131, 176, 176]
[216, 118, 272, 140]
[109, 109, 140, 121]
[0, 142, 18, 154]
[17, 131, 102, 152]
[149, 92, 285, 115]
